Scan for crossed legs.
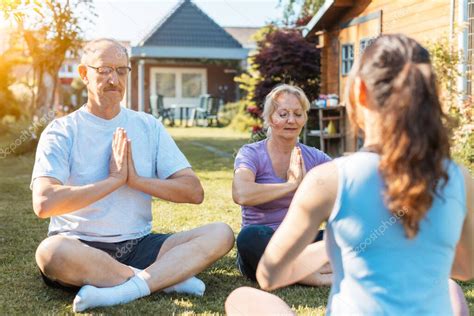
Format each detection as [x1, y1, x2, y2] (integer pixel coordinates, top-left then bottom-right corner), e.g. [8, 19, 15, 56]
[36, 222, 234, 310]
[141, 222, 234, 292]
[236, 225, 331, 286]
[36, 235, 135, 288]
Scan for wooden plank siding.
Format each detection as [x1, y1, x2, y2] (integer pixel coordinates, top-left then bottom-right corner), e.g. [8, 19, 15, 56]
[338, 16, 381, 98]
[326, 31, 341, 95]
[319, 0, 454, 95]
[312, 0, 457, 152]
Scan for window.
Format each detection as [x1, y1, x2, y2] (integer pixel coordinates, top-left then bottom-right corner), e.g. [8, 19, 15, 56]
[341, 44, 354, 76]
[360, 37, 376, 54]
[155, 73, 176, 98]
[182, 73, 203, 98]
[150, 68, 207, 107]
[59, 64, 76, 75]
[468, 0, 473, 96]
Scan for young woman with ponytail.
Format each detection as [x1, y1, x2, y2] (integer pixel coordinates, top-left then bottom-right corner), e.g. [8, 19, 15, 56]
[225, 34, 473, 315]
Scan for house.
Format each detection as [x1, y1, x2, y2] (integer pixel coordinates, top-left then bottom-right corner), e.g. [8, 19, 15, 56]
[303, 0, 473, 151]
[129, 0, 251, 113]
[224, 27, 260, 51]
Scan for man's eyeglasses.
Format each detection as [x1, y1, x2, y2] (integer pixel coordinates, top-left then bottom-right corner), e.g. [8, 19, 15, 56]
[87, 65, 131, 76]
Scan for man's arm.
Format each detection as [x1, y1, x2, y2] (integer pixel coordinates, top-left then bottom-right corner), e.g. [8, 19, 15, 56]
[32, 128, 129, 218]
[128, 168, 204, 204]
[126, 139, 203, 204]
[32, 176, 124, 218]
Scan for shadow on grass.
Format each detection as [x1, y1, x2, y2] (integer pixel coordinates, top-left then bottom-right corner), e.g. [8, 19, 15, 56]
[82, 254, 330, 315]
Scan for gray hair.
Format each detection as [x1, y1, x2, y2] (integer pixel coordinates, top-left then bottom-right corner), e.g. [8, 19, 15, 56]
[80, 38, 128, 64]
[262, 84, 310, 136]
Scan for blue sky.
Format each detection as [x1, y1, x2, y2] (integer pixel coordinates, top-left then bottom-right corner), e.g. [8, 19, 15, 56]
[86, 0, 283, 44]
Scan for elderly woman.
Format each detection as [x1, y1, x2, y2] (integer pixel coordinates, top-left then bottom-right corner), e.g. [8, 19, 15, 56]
[233, 84, 332, 285]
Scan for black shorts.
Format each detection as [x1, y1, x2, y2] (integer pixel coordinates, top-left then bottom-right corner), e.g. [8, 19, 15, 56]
[236, 225, 324, 281]
[40, 233, 171, 293]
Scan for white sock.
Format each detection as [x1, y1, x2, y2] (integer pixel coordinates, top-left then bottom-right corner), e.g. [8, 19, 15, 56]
[163, 276, 206, 296]
[72, 274, 151, 312]
[126, 268, 204, 296]
[129, 266, 204, 296]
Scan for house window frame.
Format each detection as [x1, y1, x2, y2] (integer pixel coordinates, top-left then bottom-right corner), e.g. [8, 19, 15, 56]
[59, 63, 77, 78]
[150, 67, 207, 107]
[341, 43, 354, 76]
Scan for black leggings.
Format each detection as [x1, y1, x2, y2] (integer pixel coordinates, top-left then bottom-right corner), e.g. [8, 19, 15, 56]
[236, 225, 325, 281]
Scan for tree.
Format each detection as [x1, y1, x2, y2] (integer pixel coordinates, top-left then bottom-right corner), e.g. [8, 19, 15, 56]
[278, 0, 325, 26]
[254, 29, 320, 106]
[235, 27, 320, 122]
[1, 0, 95, 117]
[0, 50, 20, 119]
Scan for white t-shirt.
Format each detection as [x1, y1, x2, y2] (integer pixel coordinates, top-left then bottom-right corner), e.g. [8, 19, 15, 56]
[31, 105, 191, 242]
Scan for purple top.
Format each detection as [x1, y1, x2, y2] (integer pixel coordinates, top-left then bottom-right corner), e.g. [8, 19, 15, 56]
[234, 139, 331, 230]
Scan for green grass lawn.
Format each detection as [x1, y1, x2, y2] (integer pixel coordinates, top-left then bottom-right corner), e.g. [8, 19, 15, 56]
[0, 127, 472, 315]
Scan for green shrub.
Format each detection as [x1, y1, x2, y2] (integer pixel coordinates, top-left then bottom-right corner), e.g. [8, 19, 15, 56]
[228, 100, 262, 133]
[10, 83, 34, 119]
[218, 101, 241, 127]
[450, 97, 473, 171]
[426, 35, 473, 171]
[0, 115, 51, 157]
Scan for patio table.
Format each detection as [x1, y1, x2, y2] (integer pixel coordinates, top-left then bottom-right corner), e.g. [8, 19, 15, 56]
[171, 104, 196, 127]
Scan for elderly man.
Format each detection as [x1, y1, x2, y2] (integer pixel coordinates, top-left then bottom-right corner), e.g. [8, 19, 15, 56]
[31, 38, 234, 312]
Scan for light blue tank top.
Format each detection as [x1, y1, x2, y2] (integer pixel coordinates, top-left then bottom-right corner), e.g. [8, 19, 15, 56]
[326, 152, 466, 316]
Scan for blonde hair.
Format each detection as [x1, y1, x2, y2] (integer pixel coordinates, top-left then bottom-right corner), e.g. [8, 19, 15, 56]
[262, 84, 310, 136]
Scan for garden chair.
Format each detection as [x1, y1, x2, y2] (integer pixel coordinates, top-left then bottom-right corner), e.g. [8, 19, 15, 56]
[205, 96, 221, 127]
[150, 94, 174, 126]
[191, 94, 211, 126]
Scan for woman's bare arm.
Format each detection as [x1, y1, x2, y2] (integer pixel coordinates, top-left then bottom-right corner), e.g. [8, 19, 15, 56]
[233, 147, 305, 206]
[451, 166, 474, 281]
[256, 161, 338, 290]
[232, 168, 298, 206]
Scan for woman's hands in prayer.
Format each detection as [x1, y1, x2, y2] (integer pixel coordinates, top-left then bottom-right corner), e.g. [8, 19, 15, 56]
[287, 146, 306, 187]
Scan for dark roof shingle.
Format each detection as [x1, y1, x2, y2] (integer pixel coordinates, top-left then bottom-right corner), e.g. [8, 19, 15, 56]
[141, 0, 242, 49]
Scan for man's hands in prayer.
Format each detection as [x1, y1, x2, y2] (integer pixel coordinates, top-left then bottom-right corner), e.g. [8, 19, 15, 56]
[109, 127, 140, 188]
[109, 128, 128, 185]
[126, 138, 139, 189]
[107, 127, 204, 203]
